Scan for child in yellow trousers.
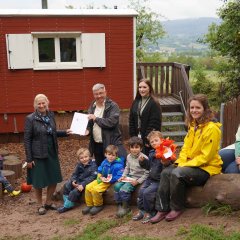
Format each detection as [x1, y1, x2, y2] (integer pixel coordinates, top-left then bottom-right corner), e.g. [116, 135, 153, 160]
[83, 145, 124, 215]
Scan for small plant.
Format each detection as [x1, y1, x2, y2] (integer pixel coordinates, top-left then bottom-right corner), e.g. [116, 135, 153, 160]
[202, 202, 232, 216]
[176, 226, 189, 236]
[63, 218, 80, 227]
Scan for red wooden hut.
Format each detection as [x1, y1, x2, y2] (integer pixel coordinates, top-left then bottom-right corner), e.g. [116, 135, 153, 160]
[0, 9, 138, 133]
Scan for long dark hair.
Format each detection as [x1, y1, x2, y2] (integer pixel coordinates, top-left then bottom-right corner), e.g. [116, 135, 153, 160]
[185, 94, 214, 126]
[135, 79, 161, 108]
[135, 79, 155, 100]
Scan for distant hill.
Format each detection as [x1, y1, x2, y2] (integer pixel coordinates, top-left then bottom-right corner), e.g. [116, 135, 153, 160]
[151, 17, 221, 54]
[162, 17, 221, 36]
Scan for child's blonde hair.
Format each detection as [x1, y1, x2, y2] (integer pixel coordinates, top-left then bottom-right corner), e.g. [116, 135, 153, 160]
[105, 145, 118, 156]
[147, 130, 163, 141]
[76, 147, 91, 158]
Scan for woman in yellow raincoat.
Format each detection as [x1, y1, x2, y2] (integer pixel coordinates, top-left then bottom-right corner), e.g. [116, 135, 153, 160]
[150, 94, 222, 223]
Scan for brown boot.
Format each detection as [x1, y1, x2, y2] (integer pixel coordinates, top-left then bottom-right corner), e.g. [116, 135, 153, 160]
[149, 211, 169, 224]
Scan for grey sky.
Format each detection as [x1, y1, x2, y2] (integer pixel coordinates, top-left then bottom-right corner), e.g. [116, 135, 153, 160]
[0, 0, 224, 20]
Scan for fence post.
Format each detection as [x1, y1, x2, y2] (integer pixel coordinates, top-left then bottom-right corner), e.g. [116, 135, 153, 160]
[220, 102, 225, 148]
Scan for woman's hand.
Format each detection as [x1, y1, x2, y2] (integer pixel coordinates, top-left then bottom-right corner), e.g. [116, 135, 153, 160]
[27, 161, 35, 169]
[236, 157, 240, 166]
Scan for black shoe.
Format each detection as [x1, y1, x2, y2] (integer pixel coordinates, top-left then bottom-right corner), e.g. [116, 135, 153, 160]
[57, 206, 72, 213]
[44, 203, 57, 210]
[89, 206, 104, 215]
[82, 206, 93, 215]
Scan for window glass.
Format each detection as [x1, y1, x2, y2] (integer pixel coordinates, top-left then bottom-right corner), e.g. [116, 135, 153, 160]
[60, 38, 76, 62]
[38, 38, 55, 62]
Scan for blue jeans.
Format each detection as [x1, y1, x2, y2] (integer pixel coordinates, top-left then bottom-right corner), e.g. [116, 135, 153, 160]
[114, 182, 136, 203]
[63, 180, 83, 202]
[137, 178, 159, 214]
[0, 170, 14, 192]
[219, 149, 239, 173]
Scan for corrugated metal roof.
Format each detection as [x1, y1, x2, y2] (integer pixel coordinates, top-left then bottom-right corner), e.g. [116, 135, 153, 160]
[0, 9, 138, 17]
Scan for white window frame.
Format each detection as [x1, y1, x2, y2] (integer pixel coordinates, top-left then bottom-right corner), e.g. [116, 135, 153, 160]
[32, 32, 82, 70]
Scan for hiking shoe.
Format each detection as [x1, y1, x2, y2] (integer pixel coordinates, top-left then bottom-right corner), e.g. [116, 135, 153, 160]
[82, 206, 93, 215]
[89, 206, 104, 215]
[132, 211, 144, 221]
[9, 190, 21, 197]
[57, 206, 72, 213]
[38, 206, 47, 215]
[44, 203, 57, 210]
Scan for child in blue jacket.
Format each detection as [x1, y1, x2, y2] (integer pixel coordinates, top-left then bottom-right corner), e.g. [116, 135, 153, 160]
[83, 145, 124, 215]
[57, 148, 97, 213]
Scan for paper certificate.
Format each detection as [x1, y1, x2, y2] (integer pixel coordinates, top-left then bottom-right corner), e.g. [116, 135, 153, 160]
[70, 112, 89, 135]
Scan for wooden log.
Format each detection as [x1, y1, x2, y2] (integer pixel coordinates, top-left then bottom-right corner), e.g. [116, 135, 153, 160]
[53, 174, 240, 210]
[3, 159, 22, 179]
[3, 155, 19, 161]
[1, 170, 16, 188]
[0, 183, 3, 199]
[0, 149, 9, 156]
[186, 174, 240, 210]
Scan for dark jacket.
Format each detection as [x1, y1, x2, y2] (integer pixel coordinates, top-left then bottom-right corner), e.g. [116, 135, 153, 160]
[70, 160, 98, 187]
[139, 149, 163, 181]
[24, 111, 67, 162]
[129, 97, 162, 146]
[87, 97, 124, 154]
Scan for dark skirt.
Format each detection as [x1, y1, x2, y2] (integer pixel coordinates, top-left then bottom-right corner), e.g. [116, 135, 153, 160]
[27, 136, 62, 188]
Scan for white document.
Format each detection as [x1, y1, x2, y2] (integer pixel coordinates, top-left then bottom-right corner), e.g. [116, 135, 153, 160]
[163, 147, 173, 159]
[70, 112, 89, 135]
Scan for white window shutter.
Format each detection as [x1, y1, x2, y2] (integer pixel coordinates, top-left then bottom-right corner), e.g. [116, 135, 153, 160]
[6, 34, 33, 69]
[82, 33, 106, 68]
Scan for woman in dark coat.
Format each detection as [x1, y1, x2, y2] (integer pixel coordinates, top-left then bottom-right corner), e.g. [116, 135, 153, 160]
[129, 79, 162, 155]
[24, 94, 71, 215]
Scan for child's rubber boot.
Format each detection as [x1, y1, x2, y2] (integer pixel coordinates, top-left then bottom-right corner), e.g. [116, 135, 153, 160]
[9, 190, 21, 197]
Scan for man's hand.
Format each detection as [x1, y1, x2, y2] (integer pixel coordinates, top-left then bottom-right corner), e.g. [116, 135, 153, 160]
[88, 114, 96, 121]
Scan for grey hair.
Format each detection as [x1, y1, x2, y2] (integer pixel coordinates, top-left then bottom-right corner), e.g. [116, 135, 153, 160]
[92, 83, 105, 92]
[33, 94, 49, 110]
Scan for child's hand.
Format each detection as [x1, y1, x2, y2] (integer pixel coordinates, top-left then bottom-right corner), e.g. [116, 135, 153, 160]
[77, 185, 84, 192]
[100, 176, 107, 182]
[130, 179, 139, 186]
[161, 159, 171, 166]
[138, 154, 146, 162]
[118, 176, 124, 182]
[72, 181, 78, 188]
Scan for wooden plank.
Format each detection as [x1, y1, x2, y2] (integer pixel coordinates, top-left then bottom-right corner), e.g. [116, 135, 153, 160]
[166, 66, 169, 95]
[155, 65, 159, 94]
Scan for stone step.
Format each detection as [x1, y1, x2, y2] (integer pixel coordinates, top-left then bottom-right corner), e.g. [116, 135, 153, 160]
[162, 112, 184, 117]
[175, 142, 184, 147]
[162, 131, 187, 137]
[162, 121, 185, 127]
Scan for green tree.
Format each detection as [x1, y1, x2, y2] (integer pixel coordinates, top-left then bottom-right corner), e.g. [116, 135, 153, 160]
[203, 0, 240, 101]
[128, 0, 165, 61]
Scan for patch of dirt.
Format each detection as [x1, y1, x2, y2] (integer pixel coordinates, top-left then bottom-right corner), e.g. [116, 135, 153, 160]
[1, 139, 240, 240]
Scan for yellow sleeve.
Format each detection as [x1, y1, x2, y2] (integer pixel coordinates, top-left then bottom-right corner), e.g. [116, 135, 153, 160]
[180, 126, 220, 167]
